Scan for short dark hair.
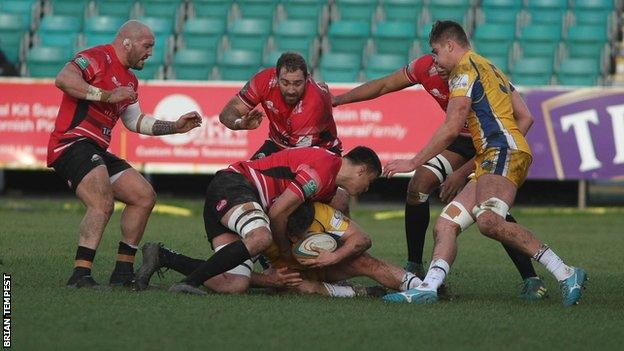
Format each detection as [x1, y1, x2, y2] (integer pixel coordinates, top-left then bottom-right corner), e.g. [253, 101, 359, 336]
[276, 52, 308, 78]
[287, 201, 315, 237]
[429, 20, 469, 48]
[344, 146, 382, 177]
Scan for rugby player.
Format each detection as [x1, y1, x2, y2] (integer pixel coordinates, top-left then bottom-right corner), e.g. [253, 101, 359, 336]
[382, 21, 587, 306]
[333, 54, 547, 299]
[48, 20, 202, 288]
[218, 52, 350, 213]
[162, 146, 381, 295]
[135, 201, 424, 297]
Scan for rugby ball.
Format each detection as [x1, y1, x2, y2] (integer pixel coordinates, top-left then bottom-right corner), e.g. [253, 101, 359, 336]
[292, 232, 337, 259]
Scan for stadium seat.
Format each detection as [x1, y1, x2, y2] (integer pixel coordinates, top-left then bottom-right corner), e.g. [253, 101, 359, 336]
[364, 53, 406, 80]
[0, 0, 38, 28]
[0, 13, 28, 63]
[171, 48, 216, 80]
[281, 0, 326, 21]
[524, 8, 566, 26]
[140, 0, 183, 18]
[181, 18, 226, 51]
[518, 24, 562, 59]
[381, 0, 424, 22]
[556, 57, 600, 86]
[48, 0, 89, 19]
[37, 16, 82, 51]
[135, 16, 173, 44]
[83, 16, 126, 46]
[572, 0, 614, 10]
[510, 57, 553, 86]
[474, 23, 515, 43]
[473, 41, 512, 58]
[372, 21, 416, 55]
[571, 9, 614, 27]
[525, 0, 569, 10]
[133, 63, 161, 80]
[191, 0, 233, 19]
[479, 8, 519, 26]
[427, 0, 471, 27]
[488, 55, 509, 75]
[26, 46, 71, 78]
[566, 25, 608, 59]
[95, 0, 136, 19]
[218, 49, 262, 80]
[318, 52, 361, 82]
[481, 0, 522, 10]
[237, 0, 279, 20]
[333, 0, 378, 22]
[273, 19, 318, 54]
[228, 18, 271, 51]
[326, 20, 370, 54]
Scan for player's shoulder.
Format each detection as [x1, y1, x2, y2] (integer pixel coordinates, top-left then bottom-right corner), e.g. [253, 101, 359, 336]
[414, 54, 435, 69]
[253, 67, 277, 85]
[310, 202, 349, 234]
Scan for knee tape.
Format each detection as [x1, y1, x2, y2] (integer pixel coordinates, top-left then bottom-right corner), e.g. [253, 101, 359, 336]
[423, 154, 453, 183]
[226, 202, 270, 238]
[214, 244, 253, 277]
[472, 197, 509, 218]
[440, 201, 474, 231]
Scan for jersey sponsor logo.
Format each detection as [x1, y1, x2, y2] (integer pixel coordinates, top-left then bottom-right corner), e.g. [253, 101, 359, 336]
[74, 56, 89, 70]
[295, 135, 312, 147]
[102, 127, 111, 137]
[216, 199, 228, 212]
[480, 159, 494, 172]
[330, 210, 344, 229]
[302, 180, 318, 197]
[450, 74, 469, 90]
[429, 88, 447, 100]
[90, 154, 104, 165]
[428, 65, 437, 76]
[265, 100, 279, 114]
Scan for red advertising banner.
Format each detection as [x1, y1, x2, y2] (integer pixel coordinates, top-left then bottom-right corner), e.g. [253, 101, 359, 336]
[0, 79, 445, 172]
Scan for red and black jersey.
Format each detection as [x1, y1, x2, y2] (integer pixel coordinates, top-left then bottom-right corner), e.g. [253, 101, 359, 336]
[227, 147, 342, 210]
[237, 68, 341, 151]
[47, 44, 138, 166]
[404, 54, 471, 136]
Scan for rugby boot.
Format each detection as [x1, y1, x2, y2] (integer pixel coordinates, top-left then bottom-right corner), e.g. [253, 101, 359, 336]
[168, 282, 208, 296]
[383, 288, 438, 304]
[134, 242, 167, 290]
[559, 267, 587, 306]
[519, 277, 548, 301]
[109, 271, 136, 288]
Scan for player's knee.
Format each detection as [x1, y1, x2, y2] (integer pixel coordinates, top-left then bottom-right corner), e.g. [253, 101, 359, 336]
[243, 228, 273, 255]
[138, 185, 156, 210]
[439, 201, 474, 233]
[433, 220, 460, 240]
[406, 170, 435, 205]
[90, 194, 115, 219]
[221, 278, 249, 294]
[473, 197, 509, 238]
[476, 212, 501, 238]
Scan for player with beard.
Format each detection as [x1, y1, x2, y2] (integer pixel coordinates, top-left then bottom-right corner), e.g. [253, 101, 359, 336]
[48, 20, 202, 289]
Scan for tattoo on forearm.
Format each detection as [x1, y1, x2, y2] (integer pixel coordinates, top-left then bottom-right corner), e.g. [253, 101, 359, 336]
[152, 120, 177, 135]
[221, 104, 242, 129]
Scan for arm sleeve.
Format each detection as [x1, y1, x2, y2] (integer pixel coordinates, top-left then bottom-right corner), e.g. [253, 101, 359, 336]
[70, 48, 105, 83]
[286, 164, 322, 201]
[237, 70, 265, 108]
[403, 59, 420, 84]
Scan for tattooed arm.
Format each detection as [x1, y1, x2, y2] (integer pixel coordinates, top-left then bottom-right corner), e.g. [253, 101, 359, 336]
[121, 103, 202, 135]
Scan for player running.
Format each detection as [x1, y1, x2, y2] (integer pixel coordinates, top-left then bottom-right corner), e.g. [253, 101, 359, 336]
[161, 146, 381, 295]
[48, 20, 202, 289]
[382, 21, 587, 306]
[135, 202, 424, 297]
[333, 54, 546, 299]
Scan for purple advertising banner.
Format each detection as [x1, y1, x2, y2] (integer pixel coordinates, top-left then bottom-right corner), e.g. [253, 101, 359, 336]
[524, 88, 624, 180]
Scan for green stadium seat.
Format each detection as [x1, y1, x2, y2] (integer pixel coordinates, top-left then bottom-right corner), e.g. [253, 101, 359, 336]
[510, 57, 553, 86]
[572, 0, 614, 10]
[218, 49, 262, 80]
[83, 16, 125, 46]
[38, 16, 82, 50]
[556, 57, 600, 86]
[526, 0, 569, 10]
[566, 25, 608, 59]
[372, 21, 416, 55]
[273, 19, 317, 54]
[474, 23, 515, 42]
[0, 0, 38, 28]
[237, 0, 278, 20]
[0, 13, 27, 63]
[140, 0, 183, 18]
[473, 41, 512, 58]
[228, 18, 271, 51]
[135, 16, 173, 43]
[327, 20, 370, 54]
[172, 48, 216, 80]
[518, 24, 562, 58]
[525, 8, 566, 26]
[479, 8, 519, 26]
[281, 0, 325, 21]
[382, 0, 423, 22]
[181, 18, 226, 51]
[488, 55, 509, 74]
[571, 9, 613, 26]
[427, 7, 470, 27]
[481, 0, 522, 10]
[319, 52, 361, 82]
[133, 63, 161, 80]
[334, 0, 378, 22]
[95, 0, 136, 19]
[364, 53, 406, 80]
[49, 0, 89, 19]
[26, 46, 72, 78]
[191, 0, 233, 19]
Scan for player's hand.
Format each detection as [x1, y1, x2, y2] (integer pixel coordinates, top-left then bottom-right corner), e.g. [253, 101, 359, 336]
[299, 250, 340, 268]
[439, 171, 469, 203]
[106, 86, 136, 103]
[238, 109, 264, 129]
[382, 158, 418, 178]
[175, 111, 203, 133]
[265, 267, 303, 288]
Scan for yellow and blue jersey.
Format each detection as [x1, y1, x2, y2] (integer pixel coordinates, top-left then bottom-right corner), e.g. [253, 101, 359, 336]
[448, 51, 532, 157]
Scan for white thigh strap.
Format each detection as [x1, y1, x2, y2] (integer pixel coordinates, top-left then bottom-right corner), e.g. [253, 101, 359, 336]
[423, 154, 453, 183]
[440, 201, 474, 231]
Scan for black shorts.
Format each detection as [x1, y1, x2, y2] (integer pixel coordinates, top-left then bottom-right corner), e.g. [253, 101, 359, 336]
[250, 139, 343, 160]
[447, 135, 476, 160]
[51, 140, 131, 191]
[203, 171, 261, 242]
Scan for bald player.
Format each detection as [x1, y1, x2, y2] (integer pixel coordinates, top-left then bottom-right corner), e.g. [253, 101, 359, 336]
[48, 20, 203, 289]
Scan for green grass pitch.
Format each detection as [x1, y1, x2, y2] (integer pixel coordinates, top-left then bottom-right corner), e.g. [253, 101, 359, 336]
[2, 198, 623, 350]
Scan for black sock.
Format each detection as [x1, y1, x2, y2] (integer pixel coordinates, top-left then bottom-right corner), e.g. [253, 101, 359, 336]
[503, 213, 538, 280]
[73, 246, 96, 277]
[160, 247, 204, 276]
[183, 240, 251, 287]
[405, 201, 430, 264]
[113, 241, 137, 274]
